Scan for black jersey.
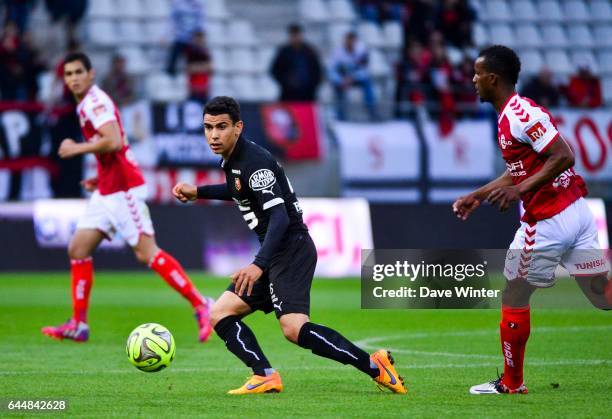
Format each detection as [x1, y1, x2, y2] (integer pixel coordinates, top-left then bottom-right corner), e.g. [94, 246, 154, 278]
[222, 136, 308, 242]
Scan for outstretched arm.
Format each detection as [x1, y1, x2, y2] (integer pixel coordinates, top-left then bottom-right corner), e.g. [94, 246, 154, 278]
[172, 182, 233, 202]
[58, 121, 123, 159]
[453, 171, 513, 220]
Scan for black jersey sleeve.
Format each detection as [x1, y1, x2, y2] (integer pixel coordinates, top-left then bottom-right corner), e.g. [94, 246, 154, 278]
[252, 204, 289, 270]
[196, 184, 233, 201]
[245, 159, 285, 211]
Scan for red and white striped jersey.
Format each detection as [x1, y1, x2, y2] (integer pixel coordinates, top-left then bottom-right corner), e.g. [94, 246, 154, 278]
[76, 85, 145, 195]
[497, 93, 587, 223]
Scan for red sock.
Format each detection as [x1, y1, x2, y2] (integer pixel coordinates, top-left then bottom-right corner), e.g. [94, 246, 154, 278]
[149, 250, 204, 308]
[71, 257, 93, 323]
[500, 305, 530, 389]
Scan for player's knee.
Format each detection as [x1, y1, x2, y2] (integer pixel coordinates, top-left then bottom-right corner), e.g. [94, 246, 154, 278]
[279, 317, 307, 343]
[68, 241, 88, 260]
[133, 248, 150, 265]
[210, 305, 235, 327]
[280, 323, 302, 343]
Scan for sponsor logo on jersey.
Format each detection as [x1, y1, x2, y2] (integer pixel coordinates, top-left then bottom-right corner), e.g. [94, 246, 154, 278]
[232, 169, 241, 175]
[499, 134, 512, 149]
[506, 160, 526, 177]
[249, 169, 276, 191]
[527, 122, 546, 142]
[574, 258, 606, 270]
[235, 177, 241, 191]
[93, 104, 107, 116]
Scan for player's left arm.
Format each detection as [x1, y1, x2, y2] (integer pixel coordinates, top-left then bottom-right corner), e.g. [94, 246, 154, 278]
[58, 121, 123, 159]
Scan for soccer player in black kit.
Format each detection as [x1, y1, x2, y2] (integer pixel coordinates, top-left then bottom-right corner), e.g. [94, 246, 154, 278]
[172, 96, 407, 395]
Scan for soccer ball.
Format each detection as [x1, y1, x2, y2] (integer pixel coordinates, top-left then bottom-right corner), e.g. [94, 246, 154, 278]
[126, 323, 175, 372]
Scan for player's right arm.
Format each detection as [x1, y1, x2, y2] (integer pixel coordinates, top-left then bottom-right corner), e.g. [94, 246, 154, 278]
[58, 121, 123, 159]
[452, 171, 513, 220]
[172, 182, 232, 202]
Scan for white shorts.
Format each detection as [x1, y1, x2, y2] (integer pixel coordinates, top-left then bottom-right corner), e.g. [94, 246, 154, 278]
[76, 184, 154, 247]
[504, 198, 609, 287]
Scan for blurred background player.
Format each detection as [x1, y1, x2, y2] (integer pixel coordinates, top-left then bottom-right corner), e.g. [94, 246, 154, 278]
[41, 52, 214, 343]
[172, 96, 407, 395]
[453, 45, 610, 395]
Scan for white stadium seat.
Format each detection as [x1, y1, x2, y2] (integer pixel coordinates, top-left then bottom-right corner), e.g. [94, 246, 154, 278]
[382, 21, 403, 49]
[540, 24, 567, 48]
[488, 24, 515, 47]
[145, 0, 171, 19]
[255, 47, 276, 74]
[519, 50, 544, 75]
[204, 0, 229, 20]
[590, 0, 612, 22]
[563, 0, 589, 22]
[473, 23, 488, 46]
[118, 21, 145, 45]
[206, 22, 228, 48]
[570, 51, 599, 74]
[329, 0, 356, 21]
[515, 24, 541, 48]
[358, 22, 385, 48]
[119, 47, 150, 74]
[228, 48, 258, 74]
[121, 0, 143, 19]
[86, 0, 116, 19]
[146, 72, 174, 101]
[210, 75, 235, 97]
[227, 20, 257, 46]
[172, 74, 188, 101]
[37, 71, 54, 102]
[510, 0, 537, 22]
[486, 0, 511, 22]
[300, 0, 329, 22]
[544, 50, 572, 75]
[593, 25, 612, 47]
[254, 75, 280, 101]
[567, 25, 593, 48]
[368, 48, 390, 77]
[87, 20, 117, 47]
[144, 20, 171, 44]
[597, 51, 612, 74]
[537, 0, 563, 22]
[231, 75, 259, 101]
[210, 48, 231, 74]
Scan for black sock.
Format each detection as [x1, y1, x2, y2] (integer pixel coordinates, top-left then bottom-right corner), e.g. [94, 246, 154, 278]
[297, 322, 378, 378]
[214, 316, 272, 376]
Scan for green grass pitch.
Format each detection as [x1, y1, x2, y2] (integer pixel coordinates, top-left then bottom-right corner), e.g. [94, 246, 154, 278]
[0, 272, 610, 418]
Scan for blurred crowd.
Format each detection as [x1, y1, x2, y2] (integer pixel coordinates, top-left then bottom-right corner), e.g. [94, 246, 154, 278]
[0, 0, 606, 121]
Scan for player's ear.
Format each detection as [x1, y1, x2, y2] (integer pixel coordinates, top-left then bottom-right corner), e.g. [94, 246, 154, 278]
[89, 68, 97, 80]
[234, 120, 243, 137]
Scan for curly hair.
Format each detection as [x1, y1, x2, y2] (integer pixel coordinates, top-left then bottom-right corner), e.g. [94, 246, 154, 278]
[478, 45, 521, 86]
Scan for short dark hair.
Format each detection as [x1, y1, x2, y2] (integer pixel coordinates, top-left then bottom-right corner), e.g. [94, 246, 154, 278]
[204, 96, 241, 123]
[64, 52, 92, 71]
[478, 45, 521, 85]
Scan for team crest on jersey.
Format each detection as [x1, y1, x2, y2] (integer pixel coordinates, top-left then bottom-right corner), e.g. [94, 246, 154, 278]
[527, 122, 546, 142]
[249, 169, 276, 191]
[234, 177, 241, 191]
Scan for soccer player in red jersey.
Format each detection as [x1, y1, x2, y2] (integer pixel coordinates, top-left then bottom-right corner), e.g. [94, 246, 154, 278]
[41, 52, 214, 343]
[453, 45, 610, 394]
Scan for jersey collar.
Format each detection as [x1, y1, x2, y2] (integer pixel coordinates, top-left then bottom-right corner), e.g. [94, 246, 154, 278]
[221, 136, 245, 168]
[498, 92, 518, 123]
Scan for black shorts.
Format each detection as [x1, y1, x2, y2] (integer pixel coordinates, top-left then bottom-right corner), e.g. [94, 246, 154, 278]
[227, 232, 317, 318]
